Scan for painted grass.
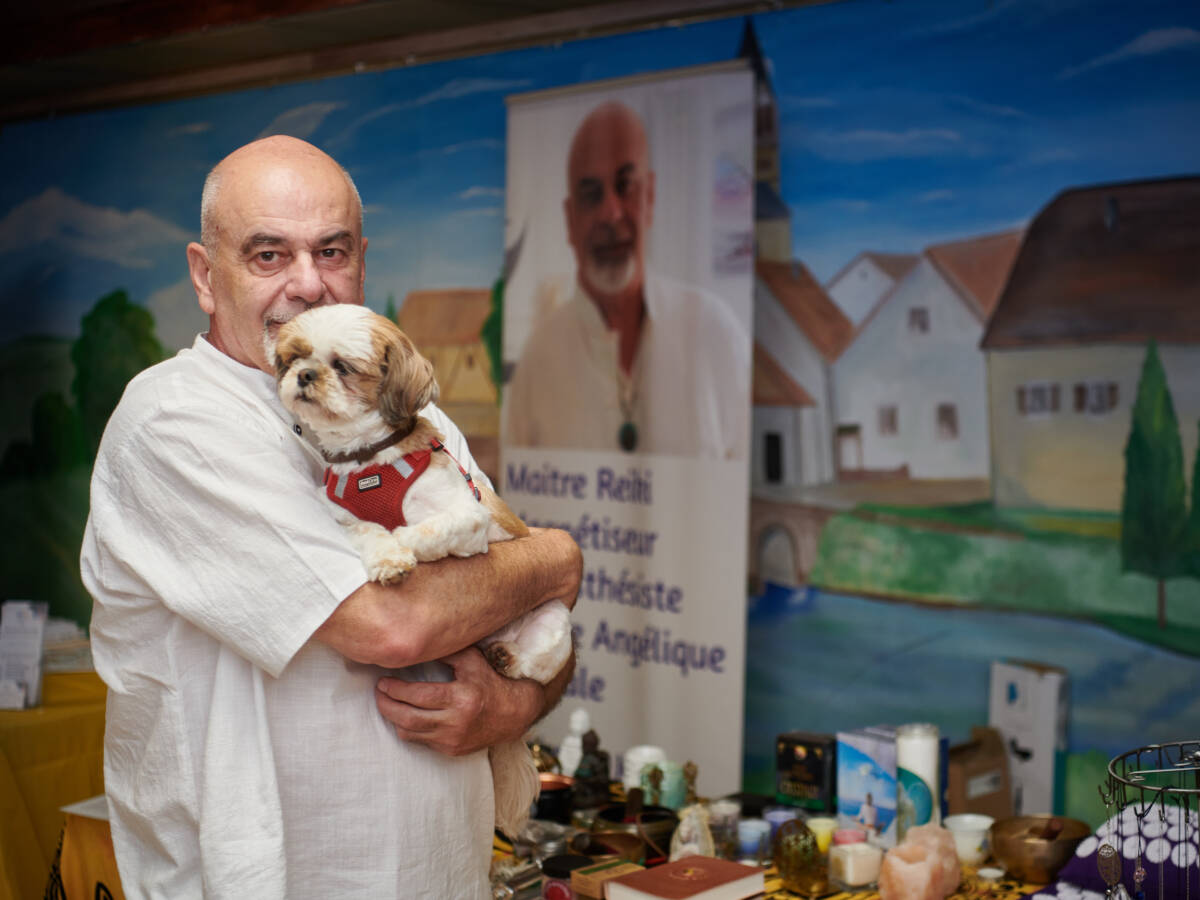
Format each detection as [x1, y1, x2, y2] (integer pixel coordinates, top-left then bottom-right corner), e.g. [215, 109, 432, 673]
[856, 500, 1122, 540]
[808, 510, 1200, 657]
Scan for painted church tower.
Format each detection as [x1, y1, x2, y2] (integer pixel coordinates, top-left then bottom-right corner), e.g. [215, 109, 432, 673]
[739, 18, 792, 263]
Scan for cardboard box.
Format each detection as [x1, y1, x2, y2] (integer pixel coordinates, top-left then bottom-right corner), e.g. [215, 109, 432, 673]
[988, 660, 1069, 816]
[570, 859, 642, 898]
[946, 726, 1012, 820]
[836, 726, 898, 848]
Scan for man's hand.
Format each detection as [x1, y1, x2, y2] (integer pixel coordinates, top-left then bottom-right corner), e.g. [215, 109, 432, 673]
[375, 646, 545, 756]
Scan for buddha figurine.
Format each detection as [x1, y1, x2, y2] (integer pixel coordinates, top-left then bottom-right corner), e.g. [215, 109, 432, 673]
[571, 729, 611, 809]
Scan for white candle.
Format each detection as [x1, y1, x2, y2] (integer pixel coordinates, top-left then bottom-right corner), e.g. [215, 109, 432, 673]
[830, 842, 884, 887]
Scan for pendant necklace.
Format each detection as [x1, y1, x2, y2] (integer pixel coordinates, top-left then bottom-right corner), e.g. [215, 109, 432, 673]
[617, 367, 638, 452]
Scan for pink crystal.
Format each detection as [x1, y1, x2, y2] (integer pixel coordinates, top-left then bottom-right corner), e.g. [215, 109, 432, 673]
[905, 825, 962, 897]
[880, 843, 941, 900]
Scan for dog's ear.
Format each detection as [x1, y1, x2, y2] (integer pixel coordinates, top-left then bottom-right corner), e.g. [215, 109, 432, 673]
[377, 321, 439, 426]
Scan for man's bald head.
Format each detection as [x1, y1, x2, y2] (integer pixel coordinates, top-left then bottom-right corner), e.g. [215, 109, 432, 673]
[186, 135, 368, 372]
[566, 102, 650, 188]
[200, 136, 363, 254]
[563, 101, 655, 317]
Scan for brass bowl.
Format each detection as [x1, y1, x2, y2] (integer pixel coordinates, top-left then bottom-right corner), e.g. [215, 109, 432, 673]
[571, 830, 646, 864]
[990, 815, 1091, 883]
[592, 804, 679, 861]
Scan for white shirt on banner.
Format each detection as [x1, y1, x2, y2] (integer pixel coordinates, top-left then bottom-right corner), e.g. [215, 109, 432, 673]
[505, 274, 750, 459]
[81, 335, 493, 900]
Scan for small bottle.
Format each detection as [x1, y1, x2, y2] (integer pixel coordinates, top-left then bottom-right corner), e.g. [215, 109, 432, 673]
[539, 853, 591, 900]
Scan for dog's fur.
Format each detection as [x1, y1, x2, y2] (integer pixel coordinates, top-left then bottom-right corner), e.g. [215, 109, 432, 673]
[273, 303, 572, 835]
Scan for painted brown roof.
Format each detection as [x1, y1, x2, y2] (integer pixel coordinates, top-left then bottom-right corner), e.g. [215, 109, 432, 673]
[925, 229, 1023, 320]
[753, 342, 815, 407]
[397, 288, 491, 346]
[982, 176, 1200, 348]
[824, 251, 917, 292]
[756, 259, 855, 363]
[862, 252, 919, 282]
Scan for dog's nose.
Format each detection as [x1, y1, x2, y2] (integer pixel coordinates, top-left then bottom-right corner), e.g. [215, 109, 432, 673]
[297, 368, 319, 387]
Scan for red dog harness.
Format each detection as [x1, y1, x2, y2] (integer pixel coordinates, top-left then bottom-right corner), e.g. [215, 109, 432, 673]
[323, 438, 480, 531]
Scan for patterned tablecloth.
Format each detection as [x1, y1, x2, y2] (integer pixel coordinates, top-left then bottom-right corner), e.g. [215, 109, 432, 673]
[760, 867, 1039, 900]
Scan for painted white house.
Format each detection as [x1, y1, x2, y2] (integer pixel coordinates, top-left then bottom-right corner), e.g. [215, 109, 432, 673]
[825, 251, 917, 327]
[832, 230, 1023, 480]
[983, 177, 1200, 512]
[753, 259, 853, 490]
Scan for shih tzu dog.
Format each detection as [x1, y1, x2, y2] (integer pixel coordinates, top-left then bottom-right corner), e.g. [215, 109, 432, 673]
[272, 303, 572, 836]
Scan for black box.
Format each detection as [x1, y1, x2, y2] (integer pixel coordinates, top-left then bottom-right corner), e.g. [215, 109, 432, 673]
[775, 731, 837, 812]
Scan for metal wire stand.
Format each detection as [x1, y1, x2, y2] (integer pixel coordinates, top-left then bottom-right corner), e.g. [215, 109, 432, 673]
[1099, 741, 1200, 900]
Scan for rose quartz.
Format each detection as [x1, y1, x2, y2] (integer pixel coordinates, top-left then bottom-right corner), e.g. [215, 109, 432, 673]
[879, 842, 940, 900]
[904, 824, 961, 897]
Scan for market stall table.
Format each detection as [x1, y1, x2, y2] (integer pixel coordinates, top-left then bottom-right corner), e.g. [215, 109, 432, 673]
[0, 671, 106, 900]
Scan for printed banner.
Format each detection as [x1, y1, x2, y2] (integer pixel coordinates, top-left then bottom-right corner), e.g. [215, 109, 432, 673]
[502, 63, 754, 796]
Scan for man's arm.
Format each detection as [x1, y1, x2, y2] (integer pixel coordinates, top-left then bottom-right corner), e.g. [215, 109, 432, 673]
[313, 527, 582, 669]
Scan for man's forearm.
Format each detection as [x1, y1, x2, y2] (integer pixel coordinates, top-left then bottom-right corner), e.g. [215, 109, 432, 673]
[315, 527, 582, 668]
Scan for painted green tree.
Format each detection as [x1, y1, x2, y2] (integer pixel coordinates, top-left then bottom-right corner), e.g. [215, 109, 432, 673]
[1120, 340, 1189, 628]
[1, 288, 166, 626]
[72, 288, 165, 454]
[480, 277, 505, 405]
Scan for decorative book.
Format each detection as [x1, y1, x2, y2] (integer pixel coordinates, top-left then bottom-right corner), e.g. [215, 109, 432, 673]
[604, 855, 765, 900]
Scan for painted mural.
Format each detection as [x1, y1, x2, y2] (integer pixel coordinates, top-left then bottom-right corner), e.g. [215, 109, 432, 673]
[1, 0, 1197, 824]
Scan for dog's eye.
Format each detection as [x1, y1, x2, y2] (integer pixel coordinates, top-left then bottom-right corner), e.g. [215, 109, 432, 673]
[331, 358, 351, 376]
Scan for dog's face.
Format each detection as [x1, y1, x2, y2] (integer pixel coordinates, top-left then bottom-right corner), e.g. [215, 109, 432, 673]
[274, 304, 438, 444]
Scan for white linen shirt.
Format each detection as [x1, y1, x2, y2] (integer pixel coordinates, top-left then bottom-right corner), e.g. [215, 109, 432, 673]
[504, 274, 750, 459]
[81, 335, 493, 900]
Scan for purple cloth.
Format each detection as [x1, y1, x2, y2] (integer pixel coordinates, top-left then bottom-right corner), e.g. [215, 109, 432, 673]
[1020, 806, 1198, 900]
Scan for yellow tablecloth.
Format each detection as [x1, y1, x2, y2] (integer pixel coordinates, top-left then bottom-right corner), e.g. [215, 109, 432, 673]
[0, 671, 106, 900]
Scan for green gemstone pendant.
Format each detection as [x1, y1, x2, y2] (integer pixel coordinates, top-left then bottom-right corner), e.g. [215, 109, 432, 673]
[618, 421, 638, 452]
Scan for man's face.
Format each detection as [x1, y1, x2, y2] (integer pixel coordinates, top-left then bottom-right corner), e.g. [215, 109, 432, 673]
[564, 111, 654, 307]
[190, 152, 366, 372]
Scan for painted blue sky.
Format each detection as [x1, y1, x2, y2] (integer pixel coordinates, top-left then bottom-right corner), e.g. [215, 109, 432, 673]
[1, 0, 1197, 345]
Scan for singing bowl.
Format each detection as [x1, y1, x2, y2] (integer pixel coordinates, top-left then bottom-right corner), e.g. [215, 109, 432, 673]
[572, 831, 646, 864]
[592, 804, 679, 859]
[989, 815, 1091, 883]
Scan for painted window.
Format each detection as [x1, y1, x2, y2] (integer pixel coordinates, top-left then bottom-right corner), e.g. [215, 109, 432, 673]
[765, 432, 783, 483]
[878, 405, 898, 436]
[1016, 382, 1060, 416]
[908, 307, 930, 334]
[937, 403, 959, 439]
[1073, 381, 1119, 414]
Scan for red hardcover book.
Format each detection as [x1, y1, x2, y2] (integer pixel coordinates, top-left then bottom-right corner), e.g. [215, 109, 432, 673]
[603, 856, 765, 900]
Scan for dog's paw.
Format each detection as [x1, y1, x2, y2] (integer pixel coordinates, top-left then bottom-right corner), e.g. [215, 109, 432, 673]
[481, 641, 518, 678]
[368, 548, 417, 584]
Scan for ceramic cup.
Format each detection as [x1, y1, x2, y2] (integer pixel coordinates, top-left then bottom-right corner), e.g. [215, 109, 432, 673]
[944, 813, 995, 866]
[805, 816, 838, 854]
[737, 818, 772, 864]
[764, 807, 798, 841]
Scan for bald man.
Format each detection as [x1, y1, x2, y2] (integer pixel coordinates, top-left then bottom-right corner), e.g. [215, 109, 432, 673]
[81, 136, 580, 899]
[505, 100, 749, 459]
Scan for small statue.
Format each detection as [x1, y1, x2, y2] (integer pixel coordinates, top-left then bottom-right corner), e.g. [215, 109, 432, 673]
[571, 729, 611, 809]
[642, 763, 664, 807]
[669, 803, 715, 862]
[557, 708, 589, 779]
[683, 760, 699, 806]
[527, 737, 561, 774]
